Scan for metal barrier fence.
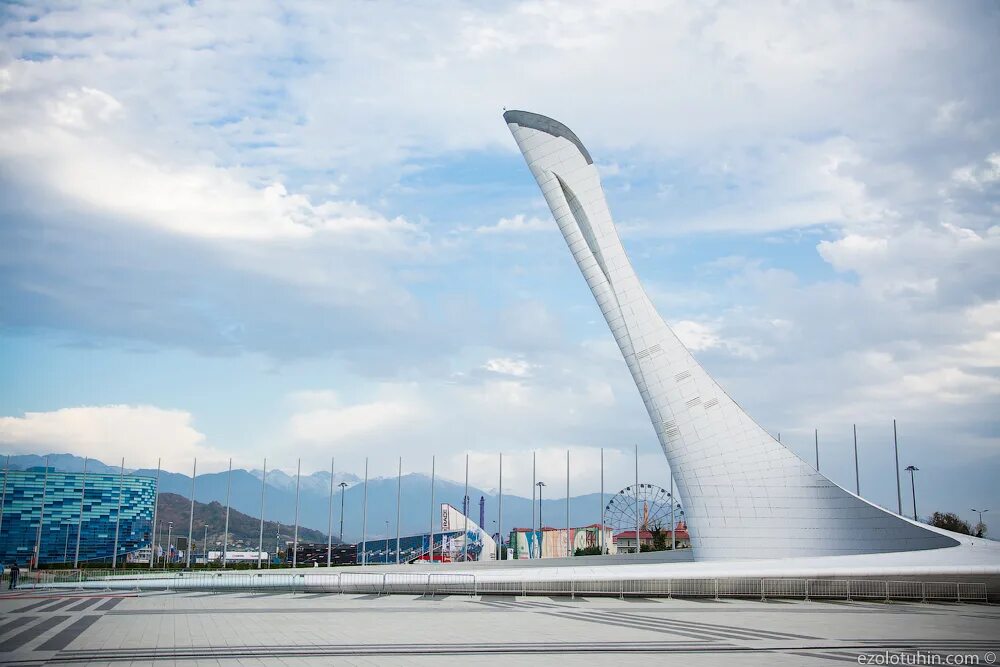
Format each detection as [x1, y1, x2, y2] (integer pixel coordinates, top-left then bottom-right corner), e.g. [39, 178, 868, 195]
[14, 571, 990, 603]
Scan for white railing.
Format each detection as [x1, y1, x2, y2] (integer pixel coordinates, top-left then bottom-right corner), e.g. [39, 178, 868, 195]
[15, 571, 990, 603]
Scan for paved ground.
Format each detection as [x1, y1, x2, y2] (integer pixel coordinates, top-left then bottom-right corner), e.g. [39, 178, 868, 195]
[0, 590, 996, 665]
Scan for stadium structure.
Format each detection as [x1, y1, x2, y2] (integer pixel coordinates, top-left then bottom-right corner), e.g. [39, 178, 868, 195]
[291, 504, 497, 566]
[0, 466, 154, 566]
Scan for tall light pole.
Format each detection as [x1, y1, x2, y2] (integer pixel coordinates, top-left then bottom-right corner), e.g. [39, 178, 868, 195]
[111, 457, 124, 570]
[362, 457, 369, 566]
[905, 465, 919, 521]
[384, 519, 390, 564]
[971, 508, 989, 536]
[531, 452, 536, 559]
[536, 481, 545, 558]
[33, 455, 50, 569]
[327, 456, 335, 568]
[634, 444, 640, 554]
[497, 452, 503, 561]
[670, 474, 676, 552]
[258, 458, 267, 569]
[462, 454, 469, 563]
[427, 456, 434, 564]
[291, 458, 300, 568]
[338, 482, 348, 543]
[814, 429, 819, 471]
[222, 458, 232, 568]
[853, 424, 860, 495]
[599, 447, 604, 555]
[75, 457, 89, 569]
[186, 458, 196, 568]
[395, 456, 402, 565]
[894, 419, 903, 515]
[565, 449, 570, 558]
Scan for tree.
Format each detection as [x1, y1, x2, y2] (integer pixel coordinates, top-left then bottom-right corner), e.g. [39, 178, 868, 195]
[650, 525, 668, 551]
[973, 522, 988, 538]
[929, 512, 971, 535]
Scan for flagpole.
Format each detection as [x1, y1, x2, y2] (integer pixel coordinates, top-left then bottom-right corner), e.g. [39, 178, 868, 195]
[186, 458, 196, 568]
[76, 457, 90, 569]
[257, 458, 266, 568]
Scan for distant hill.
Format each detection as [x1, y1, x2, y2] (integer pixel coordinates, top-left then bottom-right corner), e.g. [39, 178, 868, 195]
[7, 453, 635, 541]
[154, 492, 332, 552]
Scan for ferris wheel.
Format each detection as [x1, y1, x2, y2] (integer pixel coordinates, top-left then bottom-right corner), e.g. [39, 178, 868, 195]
[604, 483, 683, 533]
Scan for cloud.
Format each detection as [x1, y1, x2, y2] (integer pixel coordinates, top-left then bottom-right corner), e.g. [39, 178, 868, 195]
[0, 72, 422, 242]
[951, 152, 1000, 191]
[275, 342, 664, 489]
[482, 357, 533, 377]
[0, 1, 996, 521]
[672, 320, 760, 359]
[289, 399, 421, 446]
[0, 405, 213, 471]
[475, 215, 551, 234]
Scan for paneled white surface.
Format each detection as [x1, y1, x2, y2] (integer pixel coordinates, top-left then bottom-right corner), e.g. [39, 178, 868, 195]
[504, 110, 958, 561]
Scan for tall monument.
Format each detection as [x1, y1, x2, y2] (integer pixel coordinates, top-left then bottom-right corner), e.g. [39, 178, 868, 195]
[504, 110, 956, 560]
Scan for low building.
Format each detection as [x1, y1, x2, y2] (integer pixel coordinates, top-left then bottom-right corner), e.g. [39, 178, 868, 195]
[613, 529, 653, 553]
[508, 524, 617, 559]
[286, 504, 498, 566]
[0, 466, 156, 566]
[614, 521, 691, 553]
[671, 521, 691, 548]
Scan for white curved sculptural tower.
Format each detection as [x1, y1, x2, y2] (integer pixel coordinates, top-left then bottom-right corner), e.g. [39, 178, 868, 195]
[504, 110, 957, 560]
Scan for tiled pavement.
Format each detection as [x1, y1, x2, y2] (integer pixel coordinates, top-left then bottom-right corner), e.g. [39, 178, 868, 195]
[0, 590, 996, 665]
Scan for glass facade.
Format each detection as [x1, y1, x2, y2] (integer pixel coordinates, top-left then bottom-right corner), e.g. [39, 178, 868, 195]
[360, 530, 477, 564]
[0, 467, 156, 566]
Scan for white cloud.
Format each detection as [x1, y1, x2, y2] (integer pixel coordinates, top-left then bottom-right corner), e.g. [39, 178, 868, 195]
[817, 234, 889, 271]
[289, 400, 420, 446]
[0, 77, 419, 242]
[951, 152, 1000, 190]
[482, 357, 533, 377]
[0, 1, 996, 517]
[475, 214, 551, 235]
[275, 343, 663, 486]
[672, 320, 720, 352]
[0, 405, 214, 471]
[672, 320, 761, 359]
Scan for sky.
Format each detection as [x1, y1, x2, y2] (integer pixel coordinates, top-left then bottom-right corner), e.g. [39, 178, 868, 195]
[0, 2, 997, 532]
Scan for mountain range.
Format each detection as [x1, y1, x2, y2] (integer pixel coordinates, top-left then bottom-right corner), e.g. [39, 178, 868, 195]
[6, 453, 617, 541]
[153, 492, 328, 551]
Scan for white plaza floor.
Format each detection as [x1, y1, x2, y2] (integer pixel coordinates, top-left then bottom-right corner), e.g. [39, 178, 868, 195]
[0, 588, 996, 665]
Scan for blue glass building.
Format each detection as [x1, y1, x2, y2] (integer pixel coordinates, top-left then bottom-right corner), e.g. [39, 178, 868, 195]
[0, 467, 156, 566]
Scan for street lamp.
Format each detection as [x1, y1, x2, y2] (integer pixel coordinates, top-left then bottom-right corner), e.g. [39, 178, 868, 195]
[971, 508, 989, 536]
[904, 465, 919, 521]
[384, 520, 390, 564]
[535, 481, 545, 559]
